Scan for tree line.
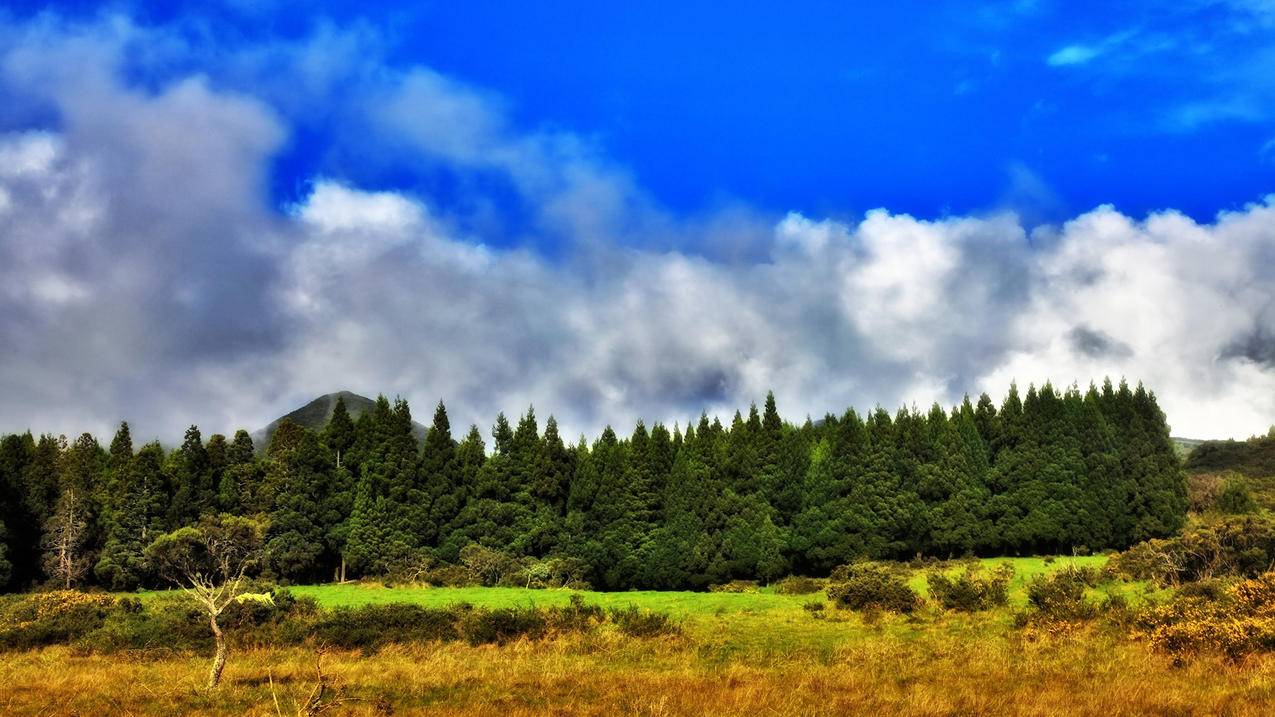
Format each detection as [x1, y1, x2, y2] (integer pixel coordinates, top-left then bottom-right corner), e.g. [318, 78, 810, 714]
[0, 379, 1186, 592]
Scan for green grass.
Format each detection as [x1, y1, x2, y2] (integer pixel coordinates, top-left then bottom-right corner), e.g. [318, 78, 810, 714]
[288, 554, 1121, 613]
[273, 555, 1152, 654]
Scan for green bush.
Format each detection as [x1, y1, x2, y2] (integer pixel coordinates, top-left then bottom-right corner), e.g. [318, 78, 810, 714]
[1109, 516, 1275, 586]
[775, 576, 823, 595]
[314, 603, 459, 650]
[927, 564, 1014, 612]
[1217, 477, 1259, 515]
[547, 593, 604, 631]
[1023, 565, 1101, 622]
[607, 605, 679, 638]
[459, 606, 547, 645]
[825, 563, 922, 614]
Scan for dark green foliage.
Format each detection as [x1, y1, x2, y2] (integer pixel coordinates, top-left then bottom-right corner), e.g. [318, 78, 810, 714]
[96, 440, 166, 591]
[0, 378, 1187, 593]
[607, 604, 679, 637]
[1186, 434, 1275, 478]
[263, 421, 335, 583]
[825, 562, 922, 613]
[166, 425, 213, 529]
[0, 433, 38, 589]
[315, 603, 461, 650]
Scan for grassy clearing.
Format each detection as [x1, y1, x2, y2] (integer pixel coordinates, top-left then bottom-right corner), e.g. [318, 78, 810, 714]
[1, 555, 1219, 715]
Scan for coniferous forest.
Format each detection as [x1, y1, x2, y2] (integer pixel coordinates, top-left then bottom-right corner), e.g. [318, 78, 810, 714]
[0, 379, 1185, 593]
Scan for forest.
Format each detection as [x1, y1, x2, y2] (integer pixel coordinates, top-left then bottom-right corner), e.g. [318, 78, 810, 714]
[0, 378, 1185, 594]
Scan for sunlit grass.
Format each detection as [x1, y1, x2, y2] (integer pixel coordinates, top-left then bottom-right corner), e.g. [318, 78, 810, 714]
[20, 555, 1210, 714]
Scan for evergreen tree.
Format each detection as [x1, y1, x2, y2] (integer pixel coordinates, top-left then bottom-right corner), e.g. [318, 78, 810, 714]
[0, 433, 37, 589]
[167, 426, 213, 528]
[96, 441, 166, 590]
[324, 395, 356, 469]
[263, 420, 332, 582]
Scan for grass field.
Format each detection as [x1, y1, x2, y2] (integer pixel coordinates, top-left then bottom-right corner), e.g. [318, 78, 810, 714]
[5, 554, 1262, 716]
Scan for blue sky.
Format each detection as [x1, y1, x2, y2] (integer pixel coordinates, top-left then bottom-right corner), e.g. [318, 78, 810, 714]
[7, 1, 1275, 229]
[0, 1, 1274, 441]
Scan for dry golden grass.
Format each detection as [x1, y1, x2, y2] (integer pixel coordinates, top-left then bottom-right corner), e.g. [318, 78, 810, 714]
[3, 624, 1275, 716]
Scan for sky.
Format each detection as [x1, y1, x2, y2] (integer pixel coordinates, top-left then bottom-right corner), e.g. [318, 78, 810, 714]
[0, 1, 1274, 443]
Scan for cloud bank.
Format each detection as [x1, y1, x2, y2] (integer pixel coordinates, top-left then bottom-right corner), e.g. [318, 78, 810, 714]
[0, 14, 1273, 442]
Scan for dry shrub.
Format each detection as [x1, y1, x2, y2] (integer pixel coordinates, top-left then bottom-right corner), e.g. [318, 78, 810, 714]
[1137, 571, 1275, 660]
[1108, 516, 1275, 586]
[774, 576, 823, 595]
[709, 580, 760, 593]
[0, 591, 116, 649]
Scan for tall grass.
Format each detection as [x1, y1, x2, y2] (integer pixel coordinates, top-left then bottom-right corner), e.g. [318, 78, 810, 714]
[3, 629, 1274, 715]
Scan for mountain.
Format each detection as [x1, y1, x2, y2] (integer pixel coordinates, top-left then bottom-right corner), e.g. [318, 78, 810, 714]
[251, 391, 429, 452]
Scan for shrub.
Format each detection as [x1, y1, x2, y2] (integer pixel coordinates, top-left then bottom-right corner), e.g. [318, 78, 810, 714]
[802, 600, 825, 613]
[608, 605, 679, 638]
[1188, 473, 1226, 513]
[1023, 565, 1101, 622]
[775, 576, 823, 595]
[709, 580, 759, 593]
[422, 564, 477, 587]
[1136, 572, 1275, 660]
[314, 604, 459, 650]
[1217, 477, 1259, 515]
[1109, 516, 1275, 586]
[0, 591, 116, 650]
[825, 563, 922, 614]
[459, 606, 547, 645]
[547, 593, 604, 631]
[927, 563, 1014, 612]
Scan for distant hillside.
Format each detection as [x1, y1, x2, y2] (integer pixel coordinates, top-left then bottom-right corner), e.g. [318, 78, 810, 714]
[1171, 436, 1206, 458]
[252, 391, 428, 452]
[1184, 435, 1275, 477]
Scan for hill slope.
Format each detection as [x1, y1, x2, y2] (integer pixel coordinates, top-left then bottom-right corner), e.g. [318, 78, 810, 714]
[1184, 435, 1275, 477]
[251, 391, 428, 452]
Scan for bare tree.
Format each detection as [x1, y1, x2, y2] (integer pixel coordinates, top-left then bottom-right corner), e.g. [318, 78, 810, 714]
[42, 489, 90, 588]
[145, 514, 265, 689]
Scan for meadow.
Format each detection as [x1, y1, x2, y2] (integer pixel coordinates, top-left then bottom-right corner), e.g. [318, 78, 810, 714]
[7, 555, 1274, 716]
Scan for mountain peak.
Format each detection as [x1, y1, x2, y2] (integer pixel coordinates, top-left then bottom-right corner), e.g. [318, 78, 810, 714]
[251, 391, 428, 451]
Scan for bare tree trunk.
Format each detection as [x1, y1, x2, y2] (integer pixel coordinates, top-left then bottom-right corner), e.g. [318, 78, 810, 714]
[207, 614, 228, 689]
[340, 556, 346, 583]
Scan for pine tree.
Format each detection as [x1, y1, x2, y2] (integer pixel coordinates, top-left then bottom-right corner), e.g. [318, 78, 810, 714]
[263, 420, 332, 582]
[419, 401, 460, 549]
[167, 426, 213, 528]
[96, 441, 165, 590]
[325, 395, 356, 470]
[0, 433, 37, 589]
[218, 430, 258, 513]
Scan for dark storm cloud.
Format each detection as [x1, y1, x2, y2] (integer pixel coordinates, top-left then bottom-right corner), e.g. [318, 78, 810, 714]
[1068, 325, 1134, 359]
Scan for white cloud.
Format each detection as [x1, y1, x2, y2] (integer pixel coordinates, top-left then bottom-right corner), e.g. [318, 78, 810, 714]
[0, 14, 1273, 444]
[1047, 44, 1103, 66]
